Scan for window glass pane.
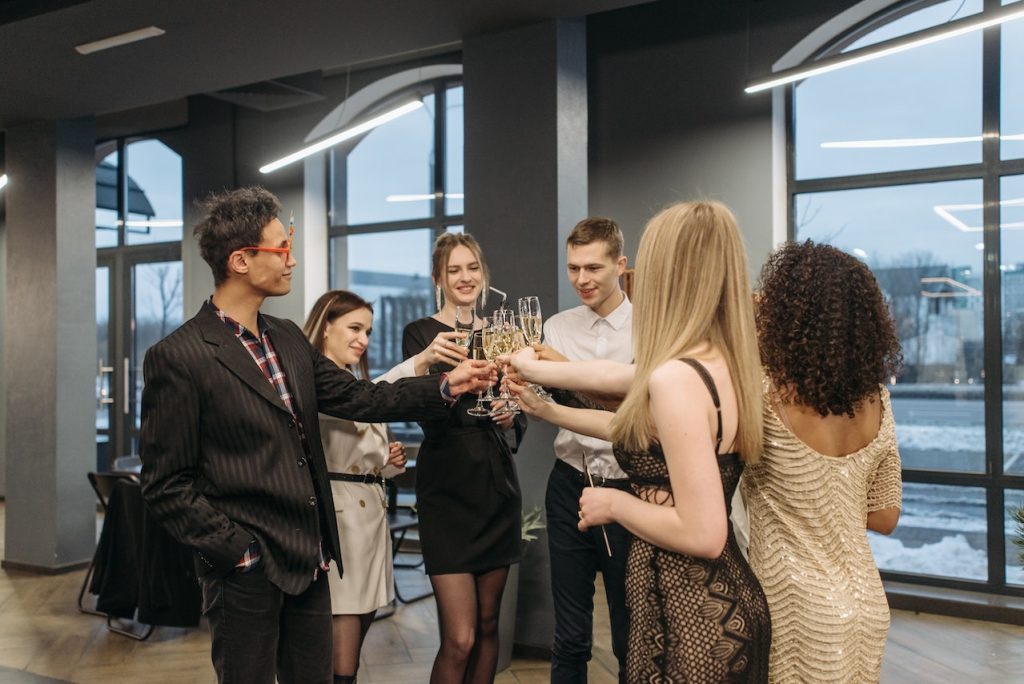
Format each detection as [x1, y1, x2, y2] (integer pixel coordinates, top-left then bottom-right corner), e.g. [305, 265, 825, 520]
[1001, 175, 1024, 474]
[869, 483, 987, 580]
[132, 261, 184, 430]
[96, 150, 119, 248]
[1002, 8, 1024, 160]
[124, 140, 183, 245]
[795, 180, 985, 472]
[344, 94, 436, 225]
[96, 266, 110, 470]
[1007, 489, 1024, 586]
[330, 228, 435, 441]
[445, 85, 464, 216]
[794, 4, 981, 179]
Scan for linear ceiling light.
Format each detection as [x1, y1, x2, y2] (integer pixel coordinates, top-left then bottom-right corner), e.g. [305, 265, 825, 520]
[386, 193, 465, 202]
[260, 100, 423, 174]
[745, 4, 1024, 94]
[933, 197, 1024, 233]
[117, 219, 184, 228]
[822, 133, 1024, 148]
[75, 26, 166, 55]
[0, 174, 7, 190]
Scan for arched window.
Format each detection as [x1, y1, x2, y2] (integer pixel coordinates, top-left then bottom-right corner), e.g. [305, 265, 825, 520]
[789, 0, 1024, 594]
[327, 75, 463, 438]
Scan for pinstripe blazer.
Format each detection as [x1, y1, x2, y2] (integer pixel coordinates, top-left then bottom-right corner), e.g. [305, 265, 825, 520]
[139, 302, 448, 595]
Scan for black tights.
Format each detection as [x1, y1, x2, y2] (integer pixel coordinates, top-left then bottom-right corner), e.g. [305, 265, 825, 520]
[332, 611, 376, 680]
[429, 566, 509, 684]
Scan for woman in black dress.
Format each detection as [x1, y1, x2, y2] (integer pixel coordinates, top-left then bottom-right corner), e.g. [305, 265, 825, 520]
[402, 232, 524, 684]
[506, 201, 770, 682]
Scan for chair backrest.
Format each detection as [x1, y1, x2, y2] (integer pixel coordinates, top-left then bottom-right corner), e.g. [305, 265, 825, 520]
[88, 471, 140, 512]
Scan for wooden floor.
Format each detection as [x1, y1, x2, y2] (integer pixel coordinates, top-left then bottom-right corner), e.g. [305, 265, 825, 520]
[0, 504, 1022, 683]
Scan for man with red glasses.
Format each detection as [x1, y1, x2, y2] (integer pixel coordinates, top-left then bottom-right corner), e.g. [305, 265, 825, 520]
[139, 186, 492, 684]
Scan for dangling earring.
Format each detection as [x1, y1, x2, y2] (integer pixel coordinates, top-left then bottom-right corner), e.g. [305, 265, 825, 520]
[435, 285, 444, 311]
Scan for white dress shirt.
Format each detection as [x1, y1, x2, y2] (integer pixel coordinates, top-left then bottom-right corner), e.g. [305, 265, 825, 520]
[543, 295, 632, 479]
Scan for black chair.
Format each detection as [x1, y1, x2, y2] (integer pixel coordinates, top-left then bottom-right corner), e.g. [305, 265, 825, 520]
[77, 471, 140, 618]
[387, 455, 433, 604]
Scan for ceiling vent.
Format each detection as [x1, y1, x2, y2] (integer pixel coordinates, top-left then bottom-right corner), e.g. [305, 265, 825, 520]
[207, 71, 325, 112]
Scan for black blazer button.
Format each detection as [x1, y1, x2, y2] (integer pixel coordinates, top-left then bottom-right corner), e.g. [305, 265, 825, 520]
[297, 458, 306, 467]
[288, 419, 296, 428]
[308, 496, 317, 507]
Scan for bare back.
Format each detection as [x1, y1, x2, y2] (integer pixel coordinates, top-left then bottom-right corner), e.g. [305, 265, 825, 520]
[774, 392, 883, 458]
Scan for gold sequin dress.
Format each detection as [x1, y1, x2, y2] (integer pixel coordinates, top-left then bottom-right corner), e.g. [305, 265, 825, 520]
[741, 386, 902, 684]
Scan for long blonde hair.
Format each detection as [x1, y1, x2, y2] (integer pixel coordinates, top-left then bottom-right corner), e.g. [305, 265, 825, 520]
[609, 201, 763, 463]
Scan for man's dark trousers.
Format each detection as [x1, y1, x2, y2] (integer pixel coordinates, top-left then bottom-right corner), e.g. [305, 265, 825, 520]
[200, 564, 332, 684]
[546, 462, 631, 684]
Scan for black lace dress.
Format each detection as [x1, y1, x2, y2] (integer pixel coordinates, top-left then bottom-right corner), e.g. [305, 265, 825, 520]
[614, 359, 770, 683]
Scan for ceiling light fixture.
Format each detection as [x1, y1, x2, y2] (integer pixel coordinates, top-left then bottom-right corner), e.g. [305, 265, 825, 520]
[745, 4, 1024, 94]
[260, 100, 423, 174]
[933, 197, 1024, 233]
[822, 133, 1024, 149]
[117, 219, 184, 228]
[75, 26, 166, 55]
[385, 192, 465, 202]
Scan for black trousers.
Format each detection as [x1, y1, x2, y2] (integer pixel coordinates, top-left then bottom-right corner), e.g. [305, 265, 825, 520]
[199, 564, 332, 684]
[546, 462, 631, 684]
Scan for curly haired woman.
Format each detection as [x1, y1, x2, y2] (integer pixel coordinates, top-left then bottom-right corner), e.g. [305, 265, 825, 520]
[743, 240, 903, 683]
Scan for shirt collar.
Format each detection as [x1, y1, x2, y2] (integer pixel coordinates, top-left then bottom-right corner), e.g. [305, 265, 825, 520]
[208, 296, 269, 337]
[582, 293, 631, 331]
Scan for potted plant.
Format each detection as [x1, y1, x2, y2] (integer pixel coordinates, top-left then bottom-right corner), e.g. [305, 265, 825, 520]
[497, 506, 546, 671]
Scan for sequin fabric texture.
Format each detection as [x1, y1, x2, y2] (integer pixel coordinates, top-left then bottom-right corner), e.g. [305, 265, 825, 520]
[741, 386, 902, 684]
[614, 360, 771, 683]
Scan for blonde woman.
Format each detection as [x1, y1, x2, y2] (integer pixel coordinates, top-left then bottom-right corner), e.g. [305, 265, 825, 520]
[506, 201, 770, 682]
[303, 290, 466, 684]
[402, 232, 525, 684]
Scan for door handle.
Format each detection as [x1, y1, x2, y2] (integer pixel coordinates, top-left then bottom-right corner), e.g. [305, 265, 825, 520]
[98, 358, 114, 406]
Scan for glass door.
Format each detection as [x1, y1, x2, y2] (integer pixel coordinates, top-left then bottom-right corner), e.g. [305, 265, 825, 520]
[95, 248, 181, 469]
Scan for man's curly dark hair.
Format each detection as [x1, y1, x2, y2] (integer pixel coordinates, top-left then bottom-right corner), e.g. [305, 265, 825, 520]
[194, 187, 282, 285]
[756, 240, 902, 418]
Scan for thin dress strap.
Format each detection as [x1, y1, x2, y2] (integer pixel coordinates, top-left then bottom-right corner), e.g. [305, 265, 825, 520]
[678, 358, 723, 453]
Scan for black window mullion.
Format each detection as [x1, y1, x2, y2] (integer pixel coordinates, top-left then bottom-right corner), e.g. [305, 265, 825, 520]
[983, 0, 1006, 590]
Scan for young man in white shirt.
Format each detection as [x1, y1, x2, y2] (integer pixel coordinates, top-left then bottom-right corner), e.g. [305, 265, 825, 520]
[539, 218, 631, 684]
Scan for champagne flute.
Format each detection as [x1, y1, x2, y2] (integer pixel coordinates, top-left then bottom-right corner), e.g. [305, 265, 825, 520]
[517, 296, 551, 399]
[492, 309, 521, 415]
[466, 336, 491, 417]
[480, 324, 500, 404]
[454, 305, 476, 351]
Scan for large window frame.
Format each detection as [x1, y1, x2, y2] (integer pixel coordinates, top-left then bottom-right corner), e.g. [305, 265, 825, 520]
[787, 0, 1024, 597]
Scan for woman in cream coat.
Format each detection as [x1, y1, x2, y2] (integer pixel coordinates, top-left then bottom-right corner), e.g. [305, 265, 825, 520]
[304, 290, 470, 684]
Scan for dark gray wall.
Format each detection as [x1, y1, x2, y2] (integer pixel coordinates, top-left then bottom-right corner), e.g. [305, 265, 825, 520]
[587, 0, 860, 274]
[464, 18, 589, 652]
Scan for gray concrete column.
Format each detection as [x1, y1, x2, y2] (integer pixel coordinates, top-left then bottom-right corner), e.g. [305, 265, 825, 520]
[464, 17, 588, 656]
[4, 118, 97, 571]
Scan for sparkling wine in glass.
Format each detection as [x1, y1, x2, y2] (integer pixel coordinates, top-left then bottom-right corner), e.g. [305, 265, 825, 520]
[466, 342, 491, 417]
[517, 296, 551, 399]
[454, 305, 476, 351]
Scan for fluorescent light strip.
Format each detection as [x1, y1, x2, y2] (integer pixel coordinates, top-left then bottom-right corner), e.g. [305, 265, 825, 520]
[822, 133, 1024, 149]
[0, 174, 7, 190]
[117, 219, 184, 228]
[933, 197, 1024, 233]
[385, 193, 465, 202]
[75, 26, 165, 55]
[745, 4, 1024, 94]
[260, 100, 424, 174]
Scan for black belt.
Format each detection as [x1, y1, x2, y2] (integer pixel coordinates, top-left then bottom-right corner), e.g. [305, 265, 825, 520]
[554, 458, 630, 487]
[328, 473, 385, 485]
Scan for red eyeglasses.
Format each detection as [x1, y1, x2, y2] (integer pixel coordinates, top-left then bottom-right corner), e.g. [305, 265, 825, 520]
[236, 218, 294, 260]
